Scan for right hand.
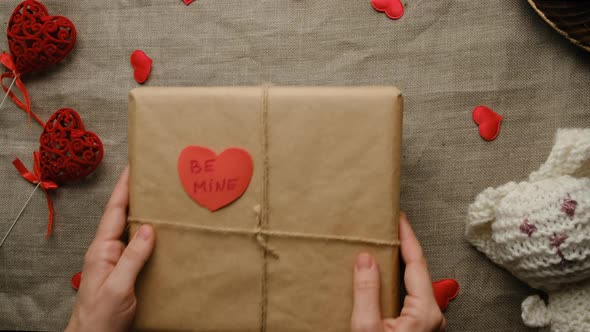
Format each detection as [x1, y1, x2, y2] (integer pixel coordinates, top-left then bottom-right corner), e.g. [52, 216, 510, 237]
[350, 213, 447, 332]
[66, 167, 155, 332]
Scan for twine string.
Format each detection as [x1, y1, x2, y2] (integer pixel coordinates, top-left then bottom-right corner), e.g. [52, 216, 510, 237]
[258, 85, 270, 332]
[127, 217, 400, 248]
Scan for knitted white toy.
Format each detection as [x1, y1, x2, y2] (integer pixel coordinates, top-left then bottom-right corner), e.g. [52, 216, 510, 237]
[466, 129, 590, 332]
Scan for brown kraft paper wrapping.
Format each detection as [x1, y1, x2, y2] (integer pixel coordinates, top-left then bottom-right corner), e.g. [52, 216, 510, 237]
[128, 86, 403, 332]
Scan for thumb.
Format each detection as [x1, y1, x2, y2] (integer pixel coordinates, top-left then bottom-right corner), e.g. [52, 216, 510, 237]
[351, 253, 383, 332]
[108, 225, 155, 290]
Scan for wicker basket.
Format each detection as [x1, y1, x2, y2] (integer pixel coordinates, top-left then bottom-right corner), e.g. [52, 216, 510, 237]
[528, 0, 590, 52]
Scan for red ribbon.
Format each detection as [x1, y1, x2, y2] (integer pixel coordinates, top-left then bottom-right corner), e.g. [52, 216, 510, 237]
[1, 52, 44, 127]
[12, 152, 58, 238]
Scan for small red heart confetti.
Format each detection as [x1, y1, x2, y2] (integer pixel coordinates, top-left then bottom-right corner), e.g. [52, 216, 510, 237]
[178, 146, 254, 211]
[130, 50, 153, 84]
[182, 0, 195, 5]
[472, 105, 502, 141]
[371, 0, 404, 20]
[71, 271, 82, 290]
[432, 279, 460, 312]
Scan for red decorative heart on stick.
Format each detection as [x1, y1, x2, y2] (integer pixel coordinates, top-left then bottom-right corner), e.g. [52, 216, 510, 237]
[472, 105, 502, 141]
[0, 0, 77, 127]
[39, 108, 104, 184]
[11, 108, 103, 238]
[371, 0, 405, 20]
[8, 0, 77, 74]
[432, 279, 460, 312]
[130, 50, 152, 84]
[178, 146, 254, 212]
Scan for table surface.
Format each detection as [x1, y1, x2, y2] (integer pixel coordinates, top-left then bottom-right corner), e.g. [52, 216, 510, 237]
[0, 0, 588, 331]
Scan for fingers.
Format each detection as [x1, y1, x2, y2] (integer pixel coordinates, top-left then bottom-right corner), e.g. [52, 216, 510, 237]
[399, 213, 434, 299]
[351, 253, 383, 332]
[95, 166, 130, 241]
[107, 225, 155, 292]
[439, 316, 448, 332]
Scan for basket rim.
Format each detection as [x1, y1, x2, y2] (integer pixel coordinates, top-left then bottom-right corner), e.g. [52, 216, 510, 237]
[527, 0, 590, 52]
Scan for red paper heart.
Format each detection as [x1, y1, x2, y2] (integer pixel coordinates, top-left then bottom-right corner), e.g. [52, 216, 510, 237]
[71, 271, 81, 290]
[130, 50, 152, 84]
[472, 105, 502, 141]
[178, 146, 254, 212]
[7, 0, 77, 74]
[183, 0, 195, 5]
[432, 279, 460, 312]
[39, 108, 104, 184]
[371, 0, 404, 20]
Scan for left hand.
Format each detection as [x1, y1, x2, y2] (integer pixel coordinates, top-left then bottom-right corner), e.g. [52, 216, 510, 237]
[66, 166, 155, 332]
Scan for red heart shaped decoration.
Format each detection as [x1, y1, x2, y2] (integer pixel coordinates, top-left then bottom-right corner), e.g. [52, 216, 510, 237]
[71, 271, 82, 290]
[371, 0, 404, 20]
[7, 0, 77, 74]
[39, 108, 104, 184]
[472, 105, 502, 141]
[183, 0, 196, 5]
[178, 146, 254, 212]
[130, 50, 152, 84]
[432, 279, 460, 312]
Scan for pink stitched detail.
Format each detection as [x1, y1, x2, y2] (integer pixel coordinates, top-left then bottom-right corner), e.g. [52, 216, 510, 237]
[556, 248, 571, 268]
[519, 219, 537, 237]
[549, 232, 569, 267]
[560, 194, 577, 219]
[550, 233, 568, 250]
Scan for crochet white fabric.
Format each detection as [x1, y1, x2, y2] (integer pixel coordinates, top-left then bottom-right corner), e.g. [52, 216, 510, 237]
[466, 129, 590, 332]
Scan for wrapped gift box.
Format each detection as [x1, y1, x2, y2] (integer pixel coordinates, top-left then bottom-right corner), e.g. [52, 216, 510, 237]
[128, 86, 403, 332]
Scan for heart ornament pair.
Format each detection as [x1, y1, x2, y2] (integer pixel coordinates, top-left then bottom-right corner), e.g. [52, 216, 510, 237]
[2, 2, 104, 242]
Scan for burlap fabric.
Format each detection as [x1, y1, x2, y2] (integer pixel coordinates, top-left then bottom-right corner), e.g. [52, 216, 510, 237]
[0, 0, 588, 331]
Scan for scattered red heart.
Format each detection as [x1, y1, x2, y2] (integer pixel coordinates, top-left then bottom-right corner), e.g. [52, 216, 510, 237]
[371, 0, 405, 20]
[71, 272, 82, 290]
[432, 278, 460, 312]
[130, 50, 153, 84]
[472, 105, 502, 141]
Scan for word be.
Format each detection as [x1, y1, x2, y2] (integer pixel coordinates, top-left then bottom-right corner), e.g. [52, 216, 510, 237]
[191, 159, 215, 174]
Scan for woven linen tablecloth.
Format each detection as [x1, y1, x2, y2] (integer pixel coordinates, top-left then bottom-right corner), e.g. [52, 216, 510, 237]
[0, 0, 588, 331]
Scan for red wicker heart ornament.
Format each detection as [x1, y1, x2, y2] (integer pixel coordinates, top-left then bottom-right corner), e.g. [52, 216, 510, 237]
[39, 108, 103, 184]
[1, 0, 77, 127]
[7, 0, 77, 74]
[12, 108, 103, 237]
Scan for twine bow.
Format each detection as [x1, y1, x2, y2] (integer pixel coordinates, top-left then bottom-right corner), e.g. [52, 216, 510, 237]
[0, 52, 44, 127]
[12, 152, 58, 238]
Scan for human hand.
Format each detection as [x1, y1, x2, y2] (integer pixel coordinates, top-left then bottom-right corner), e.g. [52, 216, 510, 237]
[66, 167, 155, 332]
[351, 213, 446, 332]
